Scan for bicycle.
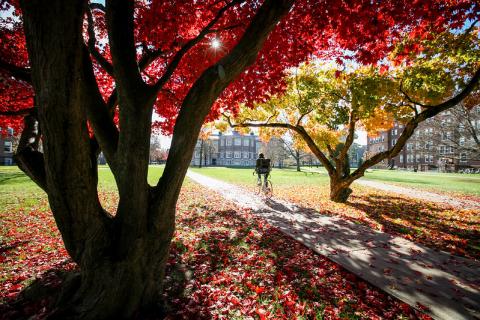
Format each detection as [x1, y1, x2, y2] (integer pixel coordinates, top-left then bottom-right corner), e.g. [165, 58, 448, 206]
[253, 171, 273, 199]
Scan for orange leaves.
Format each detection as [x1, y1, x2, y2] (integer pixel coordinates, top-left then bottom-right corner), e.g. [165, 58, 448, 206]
[362, 108, 395, 135]
[272, 184, 480, 260]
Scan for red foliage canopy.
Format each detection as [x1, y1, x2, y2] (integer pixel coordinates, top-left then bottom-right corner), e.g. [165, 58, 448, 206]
[0, 0, 478, 135]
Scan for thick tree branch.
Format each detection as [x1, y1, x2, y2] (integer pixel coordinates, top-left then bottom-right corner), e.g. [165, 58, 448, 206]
[89, 2, 106, 12]
[225, 114, 336, 176]
[106, 0, 148, 97]
[153, 0, 295, 227]
[337, 111, 356, 163]
[0, 107, 35, 116]
[14, 110, 47, 191]
[296, 108, 314, 126]
[81, 45, 119, 162]
[0, 58, 31, 83]
[350, 67, 480, 182]
[150, 0, 245, 96]
[86, 6, 114, 76]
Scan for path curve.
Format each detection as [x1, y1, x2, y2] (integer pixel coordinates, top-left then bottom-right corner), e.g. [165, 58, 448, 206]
[356, 179, 480, 210]
[187, 170, 480, 320]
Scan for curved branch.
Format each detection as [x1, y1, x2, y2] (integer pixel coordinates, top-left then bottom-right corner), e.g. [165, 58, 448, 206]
[150, 0, 245, 96]
[350, 67, 480, 182]
[86, 6, 114, 76]
[0, 58, 31, 83]
[14, 110, 47, 191]
[225, 114, 336, 176]
[0, 107, 35, 116]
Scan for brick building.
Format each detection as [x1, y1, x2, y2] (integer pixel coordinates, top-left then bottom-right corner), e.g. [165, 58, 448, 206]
[0, 128, 15, 165]
[366, 106, 480, 172]
[191, 131, 262, 167]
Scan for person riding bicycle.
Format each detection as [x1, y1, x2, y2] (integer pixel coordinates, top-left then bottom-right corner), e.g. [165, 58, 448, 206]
[255, 153, 271, 188]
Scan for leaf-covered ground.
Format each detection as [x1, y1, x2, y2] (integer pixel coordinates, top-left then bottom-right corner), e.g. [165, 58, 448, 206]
[269, 185, 480, 260]
[0, 181, 429, 319]
[189, 167, 480, 259]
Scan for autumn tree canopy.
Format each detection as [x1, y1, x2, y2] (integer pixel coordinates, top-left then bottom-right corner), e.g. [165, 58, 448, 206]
[0, 0, 478, 318]
[226, 25, 480, 202]
[2, 0, 478, 132]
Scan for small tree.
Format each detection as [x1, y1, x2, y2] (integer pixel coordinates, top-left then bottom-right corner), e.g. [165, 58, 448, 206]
[227, 28, 480, 202]
[279, 135, 309, 171]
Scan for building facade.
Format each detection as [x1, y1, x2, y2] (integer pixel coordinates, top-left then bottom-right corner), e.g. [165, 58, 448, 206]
[366, 106, 480, 171]
[191, 131, 262, 167]
[0, 128, 15, 165]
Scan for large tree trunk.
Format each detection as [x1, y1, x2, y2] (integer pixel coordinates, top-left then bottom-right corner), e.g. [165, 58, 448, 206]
[295, 151, 301, 171]
[19, 1, 172, 318]
[329, 176, 353, 203]
[51, 204, 175, 320]
[199, 140, 203, 168]
[18, 0, 294, 318]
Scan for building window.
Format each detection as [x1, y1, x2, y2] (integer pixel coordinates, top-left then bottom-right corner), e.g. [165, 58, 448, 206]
[429, 155, 434, 163]
[459, 137, 465, 146]
[4, 141, 12, 153]
[424, 154, 429, 162]
[439, 145, 445, 154]
[234, 138, 241, 146]
[226, 152, 232, 158]
[416, 154, 420, 162]
[243, 139, 249, 146]
[234, 151, 240, 158]
[391, 139, 396, 146]
[460, 153, 467, 163]
[220, 139, 225, 146]
[243, 152, 249, 159]
[226, 139, 232, 146]
[400, 155, 403, 163]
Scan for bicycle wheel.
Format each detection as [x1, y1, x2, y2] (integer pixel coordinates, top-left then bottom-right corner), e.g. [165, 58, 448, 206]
[263, 180, 273, 199]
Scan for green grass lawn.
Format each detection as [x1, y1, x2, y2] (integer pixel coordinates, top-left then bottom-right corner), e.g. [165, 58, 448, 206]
[190, 166, 331, 187]
[0, 165, 166, 209]
[190, 166, 480, 197]
[361, 169, 480, 196]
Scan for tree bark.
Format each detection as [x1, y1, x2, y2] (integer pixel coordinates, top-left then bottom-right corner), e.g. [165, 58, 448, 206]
[199, 139, 203, 168]
[329, 176, 353, 203]
[18, 0, 294, 318]
[295, 150, 301, 171]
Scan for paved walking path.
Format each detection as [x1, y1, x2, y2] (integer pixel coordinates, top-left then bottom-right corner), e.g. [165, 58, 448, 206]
[356, 179, 480, 210]
[187, 171, 480, 320]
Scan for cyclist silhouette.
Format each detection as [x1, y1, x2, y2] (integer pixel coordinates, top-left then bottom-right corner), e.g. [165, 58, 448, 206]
[255, 153, 271, 188]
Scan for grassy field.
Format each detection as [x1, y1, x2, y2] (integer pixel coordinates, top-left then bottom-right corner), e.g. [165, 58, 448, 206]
[1, 165, 425, 319]
[361, 169, 480, 196]
[190, 166, 480, 196]
[190, 166, 330, 187]
[0, 165, 165, 200]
